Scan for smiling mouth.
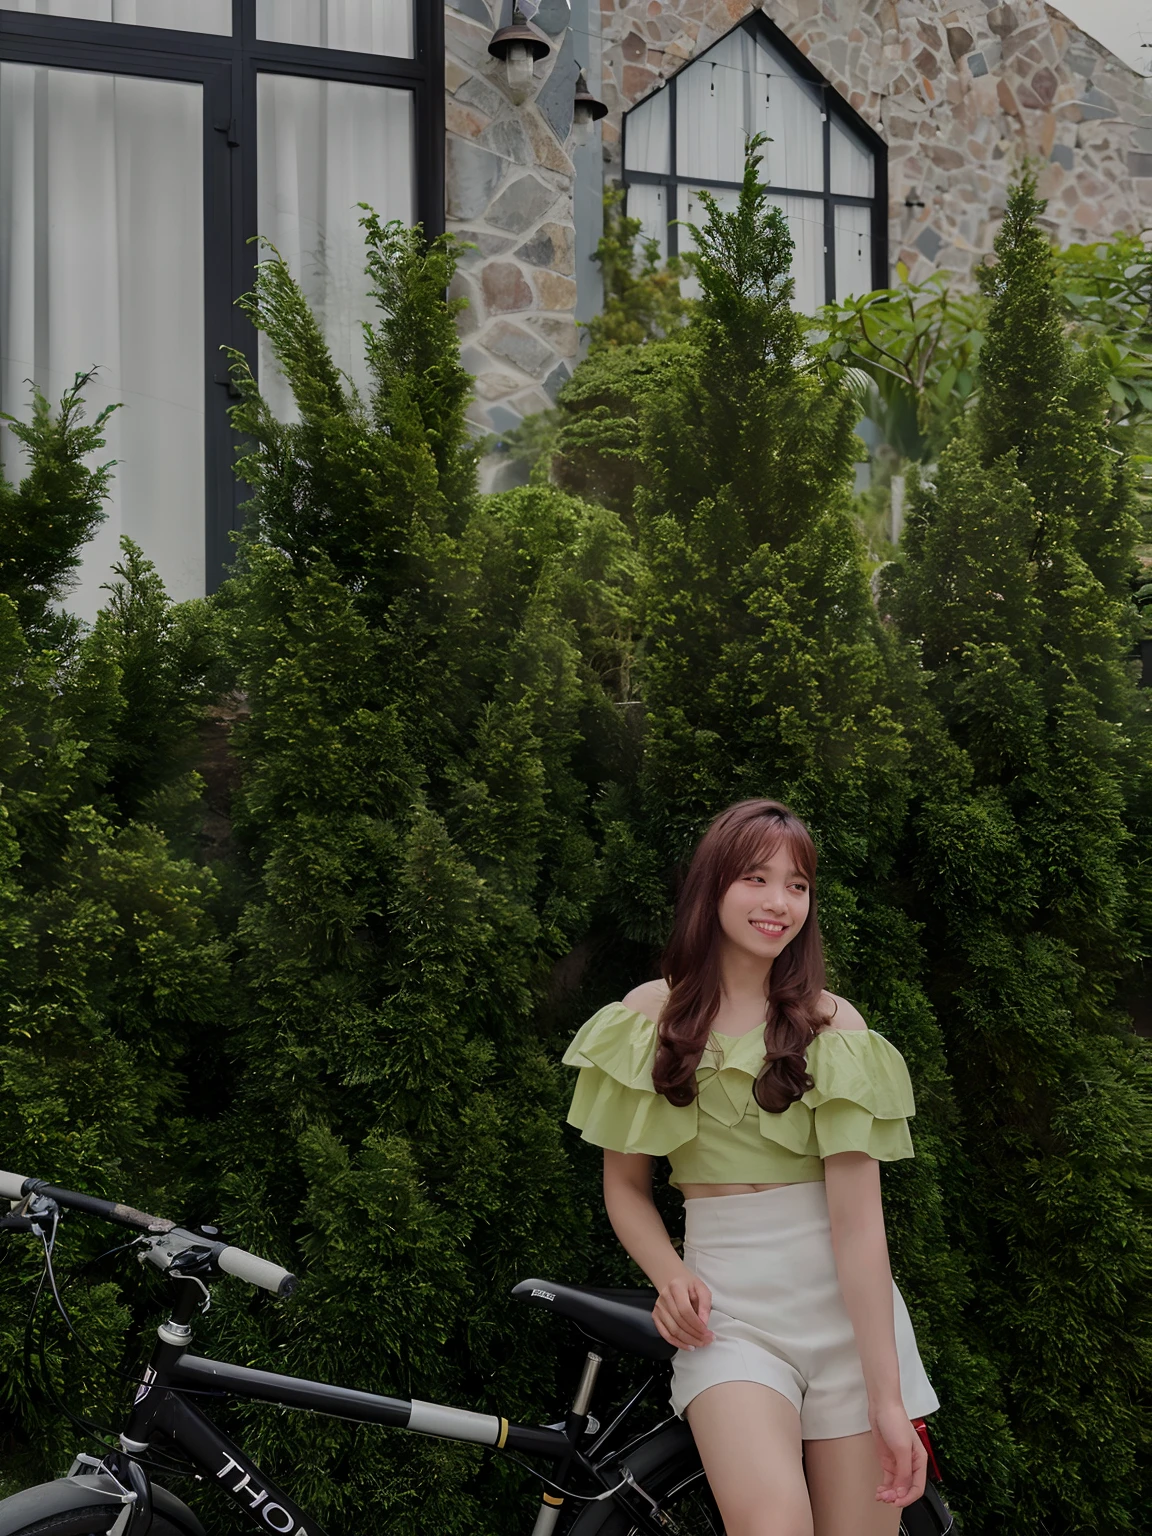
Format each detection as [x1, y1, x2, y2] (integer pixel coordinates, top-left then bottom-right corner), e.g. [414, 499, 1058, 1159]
[749, 919, 788, 937]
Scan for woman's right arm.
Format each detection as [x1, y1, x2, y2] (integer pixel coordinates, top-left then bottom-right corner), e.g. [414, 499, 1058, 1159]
[603, 1149, 713, 1351]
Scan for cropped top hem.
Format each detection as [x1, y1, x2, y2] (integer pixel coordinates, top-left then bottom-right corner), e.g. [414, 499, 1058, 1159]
[563, 1003, 916, 1190]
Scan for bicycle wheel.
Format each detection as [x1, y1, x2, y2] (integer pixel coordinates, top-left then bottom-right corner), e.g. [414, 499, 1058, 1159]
[0, 1511, 188, 1536]
[567, 1421, 951, 1535]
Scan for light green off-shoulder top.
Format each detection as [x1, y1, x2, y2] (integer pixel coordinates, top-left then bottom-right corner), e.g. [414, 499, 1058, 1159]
[563, 1004, 916, 1189]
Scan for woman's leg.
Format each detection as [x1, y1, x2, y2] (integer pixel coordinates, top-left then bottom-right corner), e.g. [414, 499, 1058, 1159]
[803, 1433, 902, 1536]
[684, 1382, 812, 1536]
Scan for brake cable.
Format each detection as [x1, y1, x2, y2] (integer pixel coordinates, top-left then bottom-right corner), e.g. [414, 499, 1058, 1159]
[497, 1445, 671, 1522]
[27, 1220, 196, 1479]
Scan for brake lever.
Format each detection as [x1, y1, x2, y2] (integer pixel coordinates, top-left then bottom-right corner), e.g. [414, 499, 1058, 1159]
[1, 1195, 60, 1234]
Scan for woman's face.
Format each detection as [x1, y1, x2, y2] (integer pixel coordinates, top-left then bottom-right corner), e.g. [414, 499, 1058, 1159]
[717, 843, 811, 967]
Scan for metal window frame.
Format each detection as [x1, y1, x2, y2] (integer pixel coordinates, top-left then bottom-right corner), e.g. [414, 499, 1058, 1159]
[0, 0, 444, 591]
[621, 10, 887, 300]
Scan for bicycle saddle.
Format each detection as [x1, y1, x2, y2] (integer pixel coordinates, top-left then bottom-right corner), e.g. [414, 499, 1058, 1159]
[512, 1277, 676, 1362]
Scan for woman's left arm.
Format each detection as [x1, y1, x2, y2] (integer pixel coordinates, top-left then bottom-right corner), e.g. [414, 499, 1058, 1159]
[824, 1150, 927, 1508]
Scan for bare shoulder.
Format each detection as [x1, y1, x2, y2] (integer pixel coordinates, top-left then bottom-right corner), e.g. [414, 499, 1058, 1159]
[817, 991, 868, 1032]
[621, 978, 669, 1024]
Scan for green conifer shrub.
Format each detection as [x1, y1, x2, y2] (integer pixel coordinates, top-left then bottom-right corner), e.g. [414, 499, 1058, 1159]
[891, 177, 1152, 1533]
[0, 403, 230, 1486]
[0, 374, 117, 651]
[205, 216, 638, 1534]
[583, 186, 693, 352]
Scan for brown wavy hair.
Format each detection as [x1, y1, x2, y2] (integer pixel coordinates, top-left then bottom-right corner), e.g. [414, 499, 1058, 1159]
[652, 800, 827, 1114]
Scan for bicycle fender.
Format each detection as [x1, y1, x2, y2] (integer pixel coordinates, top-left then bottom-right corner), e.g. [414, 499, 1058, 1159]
[0, 1473, 208, 1535]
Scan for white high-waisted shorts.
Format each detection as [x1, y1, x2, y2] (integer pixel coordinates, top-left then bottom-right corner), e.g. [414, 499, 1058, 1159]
[671, 1182, 940, 1440]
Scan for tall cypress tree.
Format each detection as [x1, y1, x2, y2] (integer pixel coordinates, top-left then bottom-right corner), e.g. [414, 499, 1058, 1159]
[209, 217, 637, 1534]
[892, 177, 1152, 1533]
[581, 143, 1013, 1513]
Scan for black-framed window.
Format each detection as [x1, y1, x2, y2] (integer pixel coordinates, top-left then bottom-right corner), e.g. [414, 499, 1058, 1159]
[622, 12, 886, 314]
[0, 0, 444, 612]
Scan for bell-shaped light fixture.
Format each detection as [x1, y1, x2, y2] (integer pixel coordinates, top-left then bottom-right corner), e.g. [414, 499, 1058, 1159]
[489, 4, 552, 104]
[571, 67, 608, 146]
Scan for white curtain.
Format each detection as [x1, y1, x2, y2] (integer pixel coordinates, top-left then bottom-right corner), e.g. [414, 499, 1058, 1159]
[830, 117, 874, 197]
[624, 84, 669, 176]
[0, 63, 205, 620]
[834, 202, 873, 301]
[765, 193, 824, 314]
[6, 0, 230, 31]
[759, 52, 823, 195]
[626, 183, 669, 260]
[675, 29, 823, 193]
[256, 74, 414, 418]
[676, 30, 747, 184]
[256, 0, 413, 57]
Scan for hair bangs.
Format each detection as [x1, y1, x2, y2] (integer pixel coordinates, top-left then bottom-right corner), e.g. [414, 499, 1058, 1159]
[710, 805, 817, 897]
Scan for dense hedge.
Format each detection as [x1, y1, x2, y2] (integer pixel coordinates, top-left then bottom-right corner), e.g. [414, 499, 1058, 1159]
[0, 169, 1148, 1533]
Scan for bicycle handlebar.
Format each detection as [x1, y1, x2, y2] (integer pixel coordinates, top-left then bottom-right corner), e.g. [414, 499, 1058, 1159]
[216, 1244, 297, 1297]
[0, 1169, 173, 1232]
[1, 1169, 297, 1298]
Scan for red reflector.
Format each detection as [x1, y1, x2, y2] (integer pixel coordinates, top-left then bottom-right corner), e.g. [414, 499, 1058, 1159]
[912, 1418, 942, 1483]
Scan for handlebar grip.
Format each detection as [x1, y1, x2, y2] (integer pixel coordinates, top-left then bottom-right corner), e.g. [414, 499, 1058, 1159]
[0, 1170, 28, 1201]
[217, 1245, 298, 1298]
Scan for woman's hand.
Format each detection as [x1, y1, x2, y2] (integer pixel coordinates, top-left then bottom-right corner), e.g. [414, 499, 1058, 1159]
[652, 1267, 714, 1351]
[870, 1402, 927, 1508]
[601, 1153, 713, 1352]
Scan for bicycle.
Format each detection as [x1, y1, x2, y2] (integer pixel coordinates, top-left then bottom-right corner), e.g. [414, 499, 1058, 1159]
[0, 1168, 953, 1535]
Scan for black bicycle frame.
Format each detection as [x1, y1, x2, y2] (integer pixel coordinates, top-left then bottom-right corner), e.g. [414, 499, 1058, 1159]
[116, 1279, 671, 1536]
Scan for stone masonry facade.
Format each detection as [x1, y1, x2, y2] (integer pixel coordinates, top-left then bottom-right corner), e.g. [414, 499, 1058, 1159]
[445, 0, 1152, 440]
[444, 0, 584, 441]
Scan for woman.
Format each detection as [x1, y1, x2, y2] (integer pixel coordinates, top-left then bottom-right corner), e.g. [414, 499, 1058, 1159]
[563, 800, 938, 1536]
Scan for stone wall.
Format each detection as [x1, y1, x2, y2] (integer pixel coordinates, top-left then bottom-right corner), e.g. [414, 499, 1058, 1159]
[598, 0, 1152, 282]
[444, 0, 584, 442]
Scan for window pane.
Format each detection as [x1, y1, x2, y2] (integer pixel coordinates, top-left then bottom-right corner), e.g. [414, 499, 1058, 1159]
[755, 33, 823, 194]
[626, 183, 669, 261]
[257, 74, 414, 418]
[677, 182, 740, 243]
[676, 29, 748, 183]
[256, 0, 413, 58]
[834, 202, 873, 301]
[766, 193, 825, 313]
[0, 63, 205, 618]
[624, 86, 669, 176]
[4, 0, 230, 31]
[676, 28, 823, 193]
[830, 117, 874, 198]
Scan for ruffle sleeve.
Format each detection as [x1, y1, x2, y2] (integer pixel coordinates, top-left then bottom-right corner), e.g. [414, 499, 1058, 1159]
[803, 1029, 916, 1162]
[563, 1004, 697, 1156]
